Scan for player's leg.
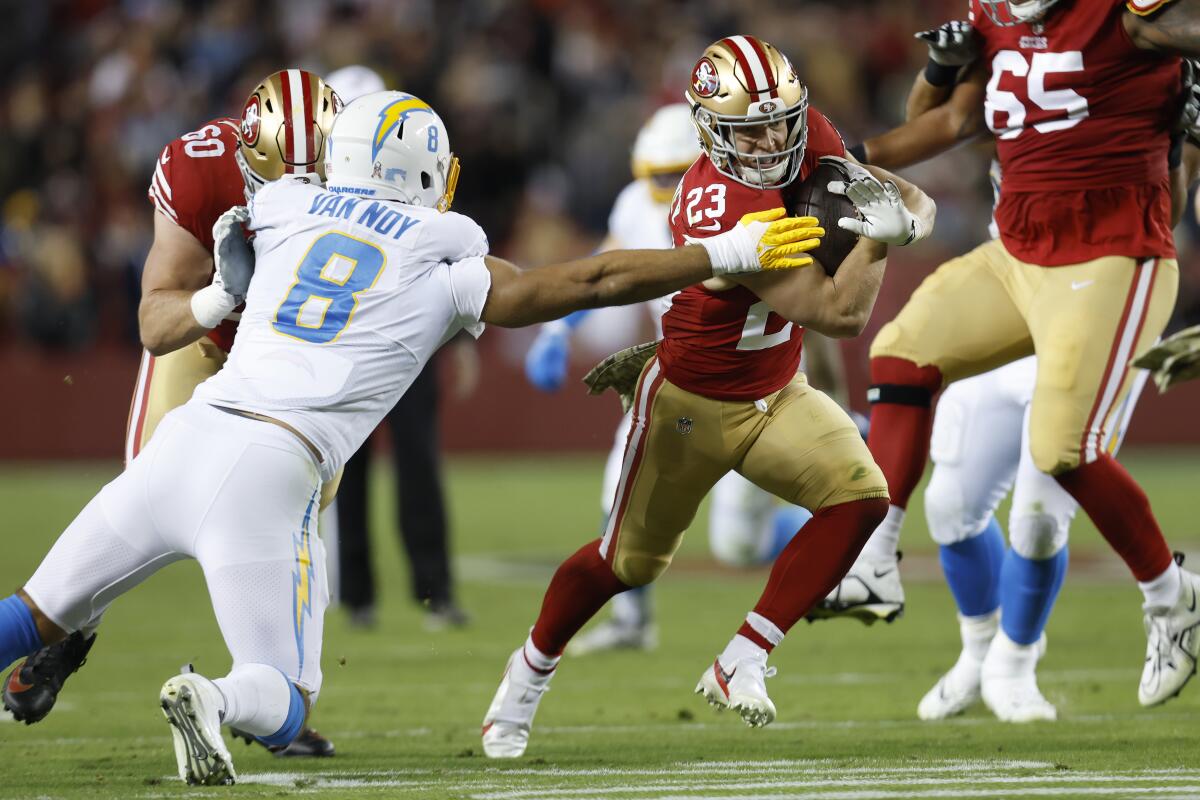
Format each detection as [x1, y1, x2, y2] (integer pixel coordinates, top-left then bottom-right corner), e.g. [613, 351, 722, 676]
[484, 359, 730, 756]
[699, 377, 888, 726]
[916, 366, 1026, 720]
[708, 472, 812, 567]
[820, 240, 1034, 622]
[3, 415, 190, 722]
[1021, 256, 1194, 705]
[569, 411, 660, 655]
[167, 406, 328, 783]
[980, 404, 1074, 723]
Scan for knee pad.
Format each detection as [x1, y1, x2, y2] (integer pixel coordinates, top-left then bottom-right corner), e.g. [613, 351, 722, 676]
[924, 472, 987, 546]
[612, 551, 670, 587]
[1009, 512, 1068, 560]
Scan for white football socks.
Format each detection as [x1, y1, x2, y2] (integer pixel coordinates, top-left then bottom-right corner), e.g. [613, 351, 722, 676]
[213, 663, 296, 738]
[960, 611, 1000, 663]
[860, 505, 905, 562]
[1139, 560, 1182, 612]
[522, 635, 560, 676]
[719, 633, 768, 672]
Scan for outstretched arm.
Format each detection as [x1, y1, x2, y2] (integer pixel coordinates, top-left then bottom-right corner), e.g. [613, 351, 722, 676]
[860, 64, 988, 171]
[1126, 1, 1200, 57]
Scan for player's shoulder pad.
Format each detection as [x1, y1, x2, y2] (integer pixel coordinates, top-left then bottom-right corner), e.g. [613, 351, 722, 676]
[415, 209, 489, 263]
[1126, 0, 1178, 15]
[248, 176, 320, 232]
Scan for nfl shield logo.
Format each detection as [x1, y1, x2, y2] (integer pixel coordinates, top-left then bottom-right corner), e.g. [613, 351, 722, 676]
[676, 417, 693, 435]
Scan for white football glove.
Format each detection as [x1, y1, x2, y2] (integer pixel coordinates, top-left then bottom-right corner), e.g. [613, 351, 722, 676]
[687, 207, 824, 275]
[822, 156, 925, 247]
[191, 205, 253, 329]
[915, 21, 978, 67]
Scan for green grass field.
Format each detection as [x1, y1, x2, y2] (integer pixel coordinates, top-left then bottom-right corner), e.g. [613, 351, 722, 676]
[2, 452, 1200, 799]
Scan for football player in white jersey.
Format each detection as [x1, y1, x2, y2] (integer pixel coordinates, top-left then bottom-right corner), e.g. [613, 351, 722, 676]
[0, 91, 825, 784]
[524, 104, 816, 655]
[810, 21, 1163, 721]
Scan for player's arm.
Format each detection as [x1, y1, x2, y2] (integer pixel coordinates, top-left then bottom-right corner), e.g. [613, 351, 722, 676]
[802, 331, 849, 406]
[857, 64, 988, 171]
[1125, 0, 1200, 57]
[138, 211, 216, 355]
[481, 210, 822, 328]
[903, 20, 980, 121]
[733, 236, 888, 339]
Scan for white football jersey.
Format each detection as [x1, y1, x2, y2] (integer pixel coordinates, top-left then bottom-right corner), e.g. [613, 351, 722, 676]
[194, 178, 492, 482]
[606, 180, 675, 336]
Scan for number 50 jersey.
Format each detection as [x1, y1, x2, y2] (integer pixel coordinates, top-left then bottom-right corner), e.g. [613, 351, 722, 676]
[193, 178, 493, 482]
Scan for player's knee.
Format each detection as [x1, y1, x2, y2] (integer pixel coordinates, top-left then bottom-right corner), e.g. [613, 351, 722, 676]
[1028, 436, 1079, 476]
[611, 551, 670, 587]
[1009, 512, 1068, 560]
[924, 481, 975, 546]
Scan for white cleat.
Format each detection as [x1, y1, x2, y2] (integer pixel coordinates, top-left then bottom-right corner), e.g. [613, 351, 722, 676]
[160, 673, 235, 786]
[918, 652, 983, 721]
[481, 646, 554, 758]
[808, 554, 905, 625]
[567, 620, 658, 656]
[695, 654, 777, 728]
[980, 631, 1055, 723]
[1139, 566, 1200, 707]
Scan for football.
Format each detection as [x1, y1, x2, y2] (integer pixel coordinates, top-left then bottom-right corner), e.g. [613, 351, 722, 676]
[786, 159, 862, 275]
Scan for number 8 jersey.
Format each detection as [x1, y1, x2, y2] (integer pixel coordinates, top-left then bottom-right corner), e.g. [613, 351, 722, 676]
[974, 0, 1181, 266]
[662, 107, 846, 401]
[193, 179, 493, 483]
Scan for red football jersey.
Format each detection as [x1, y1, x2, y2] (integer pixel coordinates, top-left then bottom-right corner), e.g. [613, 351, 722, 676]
[662, 107, 846, 401]
[147, 117, 245, 351]
[972, 0, 1181, 265]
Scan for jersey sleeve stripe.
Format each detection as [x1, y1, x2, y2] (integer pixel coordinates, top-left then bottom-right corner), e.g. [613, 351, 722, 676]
[1126, 0, 1176, 14]
[153, 159, 173, 200]
[150, 181, 178, 220]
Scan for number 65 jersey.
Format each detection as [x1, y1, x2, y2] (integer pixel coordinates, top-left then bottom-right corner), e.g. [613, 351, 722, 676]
[974, 0, 1181, 266]
[193, 179, 492, 482]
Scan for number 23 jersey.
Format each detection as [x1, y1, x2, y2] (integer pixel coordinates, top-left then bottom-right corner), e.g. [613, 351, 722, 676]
[662, 107, 846, 401]
[193, 179, 493, 482]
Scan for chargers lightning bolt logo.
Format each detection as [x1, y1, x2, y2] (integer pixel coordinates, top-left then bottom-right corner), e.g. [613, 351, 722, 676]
[372, 95, 434, 161]
[292, 490, 318, 673]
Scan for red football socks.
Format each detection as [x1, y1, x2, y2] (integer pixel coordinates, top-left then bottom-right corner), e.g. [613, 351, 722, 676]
[530, 538, 631, 656]
[1055, 454, 1173, 582]
[867, 357, 943, 509]
[745, 497, 890, 647]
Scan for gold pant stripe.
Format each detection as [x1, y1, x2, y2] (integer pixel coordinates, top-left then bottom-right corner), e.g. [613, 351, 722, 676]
[1081, 258, 1157, 463]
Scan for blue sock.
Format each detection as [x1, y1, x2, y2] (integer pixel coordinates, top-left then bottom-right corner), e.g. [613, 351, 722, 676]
[766, 506, 814, 562]
[256, 676, 305, 748]
[938, 517, 1006, 617]
[999, 546, 1069, 646]
[0, 595, 44, 672]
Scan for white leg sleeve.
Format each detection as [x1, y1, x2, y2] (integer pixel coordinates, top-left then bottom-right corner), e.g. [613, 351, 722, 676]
[601, 412, 634, 517]
[1009, 408, 1076, 559]
[319, 501, 339, 608]
[708, 472, 775, 566]
[924, 371, 1025, 546]
[213, 663, 296, 737]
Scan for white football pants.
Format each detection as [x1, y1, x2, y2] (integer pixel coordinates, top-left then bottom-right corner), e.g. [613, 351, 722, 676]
[23, 402, 328, 699]
[924, 356, 1147, 557]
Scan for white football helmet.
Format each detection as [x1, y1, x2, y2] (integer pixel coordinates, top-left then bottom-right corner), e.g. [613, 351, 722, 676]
[978, 0, 1061, 26]
[325, 65, 387, 105]
[631, 103, 701, 203]
[324, 90, 460, 211]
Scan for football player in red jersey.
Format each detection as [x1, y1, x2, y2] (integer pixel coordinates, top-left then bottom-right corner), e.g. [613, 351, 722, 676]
[817, 0, 1200, 709]
[2, 70, 341, 757]
[481, 35, 936, 758]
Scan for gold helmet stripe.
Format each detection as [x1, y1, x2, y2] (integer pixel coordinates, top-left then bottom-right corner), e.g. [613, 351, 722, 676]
[721, 35, 778, 102]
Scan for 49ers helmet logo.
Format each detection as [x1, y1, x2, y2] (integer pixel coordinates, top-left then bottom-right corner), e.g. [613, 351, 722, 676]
[241, 95, 261, 146]
[692, 58, 720, 98]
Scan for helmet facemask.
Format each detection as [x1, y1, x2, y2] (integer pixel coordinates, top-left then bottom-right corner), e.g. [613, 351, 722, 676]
[693, 93, 808, 191]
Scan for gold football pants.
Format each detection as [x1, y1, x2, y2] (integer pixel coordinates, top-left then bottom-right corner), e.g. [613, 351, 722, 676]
[125, 339, 341, 508]
[599, 356, 888, 587]
[870, 239, 1177, 474]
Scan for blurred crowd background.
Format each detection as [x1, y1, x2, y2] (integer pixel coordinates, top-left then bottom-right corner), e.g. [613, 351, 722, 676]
[1, 0, 1198, 379]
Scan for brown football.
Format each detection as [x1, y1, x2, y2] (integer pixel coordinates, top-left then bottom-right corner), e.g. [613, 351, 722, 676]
[785, 160, 862, 276]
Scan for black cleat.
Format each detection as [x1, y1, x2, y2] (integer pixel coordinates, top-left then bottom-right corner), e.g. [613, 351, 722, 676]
[3, 632, 97, 724]
[229, 725, 336, 757]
